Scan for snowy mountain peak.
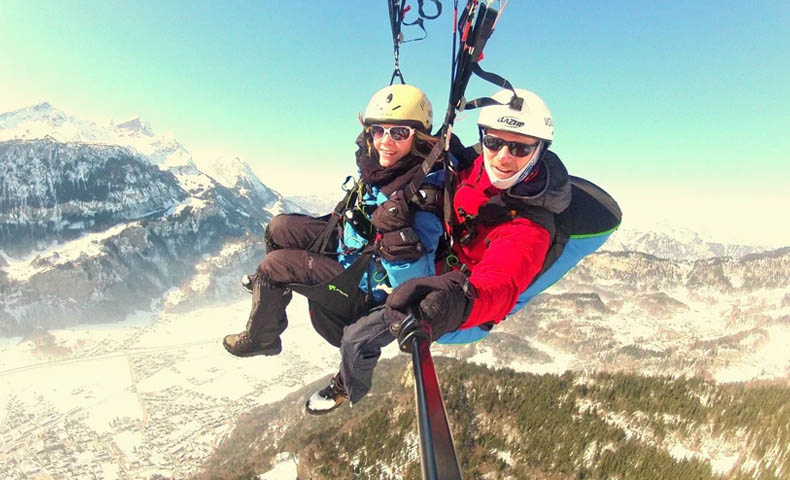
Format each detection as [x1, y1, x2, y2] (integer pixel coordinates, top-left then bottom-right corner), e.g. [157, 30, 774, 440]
[0, 102, 67, 130]
[196, 155, 254, 188]
[0, 103, 195, 170]
[31, 101, 55, 112]
[115, 116, 154, 137]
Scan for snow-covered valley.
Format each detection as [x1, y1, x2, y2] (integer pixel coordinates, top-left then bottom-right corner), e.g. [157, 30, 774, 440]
[0, 296, 386, 479]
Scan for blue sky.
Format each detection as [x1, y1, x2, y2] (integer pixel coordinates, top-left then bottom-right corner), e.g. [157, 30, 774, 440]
[1, 1, 788, 245]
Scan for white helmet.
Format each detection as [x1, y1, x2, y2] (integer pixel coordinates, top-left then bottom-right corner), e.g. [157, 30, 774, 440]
[477, 88, 553, 142]
[362, 84, 433, 131]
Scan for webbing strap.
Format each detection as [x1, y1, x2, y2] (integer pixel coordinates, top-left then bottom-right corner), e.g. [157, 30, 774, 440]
[388, 1, 407, 85]
[404, 134, 447, 203]
[306, 182, 357, 254]
[388, 1, 443, 84]
[449, 3, 497, 123]
[462, 63, 521, 111]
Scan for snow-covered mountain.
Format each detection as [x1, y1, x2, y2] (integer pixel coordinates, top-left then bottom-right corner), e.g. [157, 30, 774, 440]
[604, 223, 769, 261]
[283, 192, 339, 216]
[0, 102, 193, 170]
[194, 155, 305, 218]
[437, 246, 790, 384]
[0, 103, 304, 336]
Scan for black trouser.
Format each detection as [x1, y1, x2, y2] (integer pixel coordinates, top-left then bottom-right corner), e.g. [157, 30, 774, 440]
[246, 214, 368, 347]
[248, 213, 394, 403]
[338, 306, 396, 403]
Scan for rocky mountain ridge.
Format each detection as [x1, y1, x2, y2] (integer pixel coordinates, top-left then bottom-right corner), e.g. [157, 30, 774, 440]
[0, 104, 304, 336]
[0, 102, 191, 170]
[603, 224, 771, 261]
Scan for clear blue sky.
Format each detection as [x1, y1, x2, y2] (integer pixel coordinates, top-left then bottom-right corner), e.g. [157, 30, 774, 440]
[1, 1, 788, 245]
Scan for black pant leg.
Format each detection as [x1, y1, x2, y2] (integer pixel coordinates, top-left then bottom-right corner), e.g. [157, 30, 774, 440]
[265, 213, 337, 252]
[307, 297, 369, 348]
[246, 248, 347, 343]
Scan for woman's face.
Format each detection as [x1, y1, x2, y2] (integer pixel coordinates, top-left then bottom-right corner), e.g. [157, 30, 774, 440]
[482, 128, 541, 179]
[371, 124, 416, 167]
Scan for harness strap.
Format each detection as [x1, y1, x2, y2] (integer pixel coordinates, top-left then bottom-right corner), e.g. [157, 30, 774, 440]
[462, 64, 521, 111]
[306, 178, 358, 255]
[388, 1, 443, 84]
[404, 138, 447, 203]
[388, 1, 408, 85]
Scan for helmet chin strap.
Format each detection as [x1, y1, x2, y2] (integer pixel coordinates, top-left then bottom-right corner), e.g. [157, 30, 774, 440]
[483, 142, 544, 190]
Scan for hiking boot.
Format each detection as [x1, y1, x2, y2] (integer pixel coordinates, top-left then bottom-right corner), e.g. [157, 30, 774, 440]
[305, 373, 348, 415]
[241, 274, 254, 294]
[223, 332, 281, 357]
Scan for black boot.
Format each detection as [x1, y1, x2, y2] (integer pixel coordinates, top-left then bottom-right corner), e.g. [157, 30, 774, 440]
[238, 276, 290, 351]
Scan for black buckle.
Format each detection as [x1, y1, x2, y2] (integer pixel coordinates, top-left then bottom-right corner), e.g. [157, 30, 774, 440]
[344, 208, 373, 241]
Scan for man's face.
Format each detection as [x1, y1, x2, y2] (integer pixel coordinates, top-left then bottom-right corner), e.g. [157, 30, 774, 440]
[482, 128, 540, 179]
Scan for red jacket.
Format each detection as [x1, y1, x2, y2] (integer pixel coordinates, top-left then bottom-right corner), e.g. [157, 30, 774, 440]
[450, 155, 555, 329]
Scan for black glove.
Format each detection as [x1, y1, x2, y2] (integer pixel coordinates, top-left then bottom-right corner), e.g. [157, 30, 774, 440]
[371, 190, 423, 262]
[385, 270, 476, 348]
[393, 314, 433, 354]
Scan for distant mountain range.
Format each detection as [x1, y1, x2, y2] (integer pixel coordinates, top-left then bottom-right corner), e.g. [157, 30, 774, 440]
[604, 224, 770, 261]
[0, 102, 786, 341]
[0, 103, 304, 336]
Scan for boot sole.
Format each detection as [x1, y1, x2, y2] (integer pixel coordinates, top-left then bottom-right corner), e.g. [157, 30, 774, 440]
[222, 341, 282, 358]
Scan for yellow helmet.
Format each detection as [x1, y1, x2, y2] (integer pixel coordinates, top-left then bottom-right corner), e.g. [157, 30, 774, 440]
[362, 85, 433, 131]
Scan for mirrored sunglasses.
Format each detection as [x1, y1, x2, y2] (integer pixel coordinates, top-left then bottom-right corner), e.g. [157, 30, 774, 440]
[370, 124, 416, 142]
[482, 135, 539, 157]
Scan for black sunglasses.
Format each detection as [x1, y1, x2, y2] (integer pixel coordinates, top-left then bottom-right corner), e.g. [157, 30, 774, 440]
[482, 135, 539, 157]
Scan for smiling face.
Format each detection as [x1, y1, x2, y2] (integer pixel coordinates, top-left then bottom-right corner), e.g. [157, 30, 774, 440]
[482, 128, 541, 179]
[371, 123, 416, 167]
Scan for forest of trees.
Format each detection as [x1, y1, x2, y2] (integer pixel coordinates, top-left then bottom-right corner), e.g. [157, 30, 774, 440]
[192, 357, 789, 480]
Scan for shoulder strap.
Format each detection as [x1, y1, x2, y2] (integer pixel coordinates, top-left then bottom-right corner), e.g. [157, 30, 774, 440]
[477, 194, 558, 239]
[306, 180, 359, 254]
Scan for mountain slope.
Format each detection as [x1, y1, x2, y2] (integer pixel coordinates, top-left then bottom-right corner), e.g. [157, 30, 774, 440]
[0, 137, 271, 336]
[0, 102, 312, 336]
[0, 139, 186, 256]
[445, 247, 790, 384]
[193, 357, 790, 480]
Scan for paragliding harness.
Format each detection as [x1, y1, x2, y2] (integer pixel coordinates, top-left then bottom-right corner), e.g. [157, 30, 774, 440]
[286, 172, 444, 324]
[285, 178, 378, 324]
[283, 0, 453, 328]
[286, 2, 453, 327]
[386, 3, 524, 479]
[380, 3, 621, 477]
